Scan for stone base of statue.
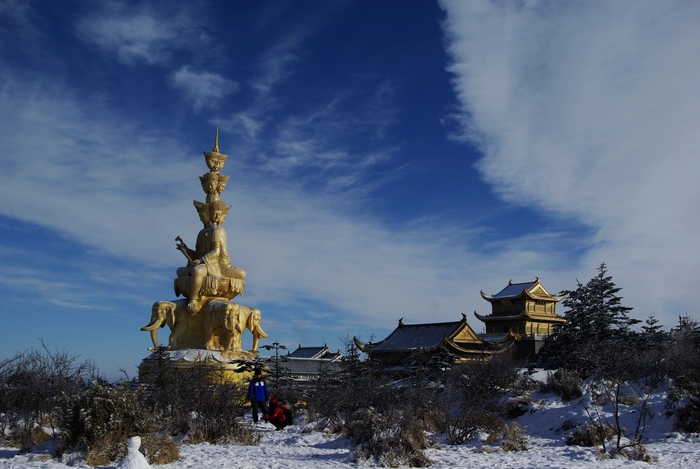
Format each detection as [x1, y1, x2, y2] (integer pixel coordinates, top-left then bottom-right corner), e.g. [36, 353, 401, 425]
[137, 349, 253, 384]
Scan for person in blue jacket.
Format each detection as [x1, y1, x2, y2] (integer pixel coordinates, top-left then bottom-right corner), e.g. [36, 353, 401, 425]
[247, 367, 269, 423]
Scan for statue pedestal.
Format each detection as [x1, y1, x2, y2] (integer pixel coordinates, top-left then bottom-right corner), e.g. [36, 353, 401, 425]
[137, 349, 254, 384]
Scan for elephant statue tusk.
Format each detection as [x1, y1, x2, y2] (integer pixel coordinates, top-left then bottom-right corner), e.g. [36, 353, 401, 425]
[140, 320, 162, 331]
[253, 324, 269, 339]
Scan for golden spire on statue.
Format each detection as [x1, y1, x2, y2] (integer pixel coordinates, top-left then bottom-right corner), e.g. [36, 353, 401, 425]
[203, 128, 228, 172]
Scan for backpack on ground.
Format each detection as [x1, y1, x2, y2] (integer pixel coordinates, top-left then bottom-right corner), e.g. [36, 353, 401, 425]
[283, 406, 294, 426]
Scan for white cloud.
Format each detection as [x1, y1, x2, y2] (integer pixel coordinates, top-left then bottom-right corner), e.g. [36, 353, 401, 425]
[76, 3, 208, 65]
[0, 74, 199, 267]
[0, 0, 34, 28]
[251, 34, 303, 96]
[169, 65, 239, 111]
[440, 0, 700, 320]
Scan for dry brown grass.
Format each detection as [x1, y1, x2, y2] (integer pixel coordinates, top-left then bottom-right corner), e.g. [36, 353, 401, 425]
[141, 433, 181, 465]
[85, 432, 181, 466]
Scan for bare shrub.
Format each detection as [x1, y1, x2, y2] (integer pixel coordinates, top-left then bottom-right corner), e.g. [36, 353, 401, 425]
[540, 370, 582, 401]
[55, 379, 155, 464]
[504, 395, 535, 419]
[11, 426, 53, 453]
[566, 423, 616, 447]
[0, 341, 95, 447]
[350, 407, 436, 468]
[615, 442, 657, 462]
[618, 390, 640, 406]
[141, 356, 255, 445]
[306, 339, 391, 434]
[499, 422, 529, 452]
[305, 340, 439, 466]
[666, 315, 700, 396]
[435, 355, 519, 445]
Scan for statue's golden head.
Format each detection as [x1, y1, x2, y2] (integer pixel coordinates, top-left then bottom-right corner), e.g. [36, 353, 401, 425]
[204, 152, 228, 172]
[209, 200, 232, 225]
[218, 174, 230, 191]
[200, 172, 219, 193]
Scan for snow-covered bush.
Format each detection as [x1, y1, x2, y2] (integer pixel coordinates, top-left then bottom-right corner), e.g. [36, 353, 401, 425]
[0, 341, 95, 449]
[566, 423, 616, 447]
[434, 355, 519, 445]
[141, 353, 255, 445]
[498, 422, 529, 452]
[349, 407, 437, 467]
[673, 395, 700, 433]
[305, 341, 441, 466]
[54, 379, 166, 466]
[306, 339, 390, 434]
[540, 370, 582, 401]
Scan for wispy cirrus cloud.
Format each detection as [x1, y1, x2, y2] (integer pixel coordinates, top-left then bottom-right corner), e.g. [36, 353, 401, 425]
[76, 2, 209, 66]
[169, 65, 239, 111]
[250, 33, 303, 96]
[0, 0, 34, 29]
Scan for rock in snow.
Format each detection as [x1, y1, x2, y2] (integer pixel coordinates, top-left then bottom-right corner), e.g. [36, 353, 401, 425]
[116, 436, 151, 469]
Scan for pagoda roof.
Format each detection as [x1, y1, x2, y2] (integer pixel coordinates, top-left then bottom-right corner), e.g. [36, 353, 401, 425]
[480, 278, 566, 302]
[354, 315, 519, 357]
[266, 356, 342, 374]
[288, 344, 342, 361]
[474, 310, 566, 324]
[359, 318, 464, 352]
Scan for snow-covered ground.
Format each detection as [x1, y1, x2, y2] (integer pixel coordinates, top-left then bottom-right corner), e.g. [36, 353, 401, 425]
[2, 386, 700, 468]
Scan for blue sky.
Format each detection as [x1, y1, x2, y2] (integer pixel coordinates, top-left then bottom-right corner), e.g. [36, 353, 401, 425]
[2, 0, 699, 380]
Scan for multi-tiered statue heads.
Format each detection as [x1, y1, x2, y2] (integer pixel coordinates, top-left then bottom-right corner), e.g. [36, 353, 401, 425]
[174, 130, 245, 314]
[199, 172, 230, 204]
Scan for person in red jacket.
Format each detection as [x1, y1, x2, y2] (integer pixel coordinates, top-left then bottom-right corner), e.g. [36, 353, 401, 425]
[262, 397, 288, 430]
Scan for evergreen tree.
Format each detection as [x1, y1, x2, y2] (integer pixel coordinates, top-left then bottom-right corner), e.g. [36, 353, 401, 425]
[539, 263, 639, 375]
[640, 315, 668, 346]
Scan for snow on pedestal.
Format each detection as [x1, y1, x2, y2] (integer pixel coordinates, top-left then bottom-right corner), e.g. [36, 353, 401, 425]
[116, 436, 152, 469]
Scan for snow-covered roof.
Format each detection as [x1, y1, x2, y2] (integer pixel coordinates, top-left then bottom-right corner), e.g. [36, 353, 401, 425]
[481, 278, 566, 302]
[489, 281, 538, 299]
[364, 320, 463, 352]
[288, 345, 342, 361]
[267, 357, 342, 375]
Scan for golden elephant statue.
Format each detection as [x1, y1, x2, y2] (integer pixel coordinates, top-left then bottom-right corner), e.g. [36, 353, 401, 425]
[140, 300, 189, 351]
[204, 300, 242, 356]
[236, 305, 269, 352]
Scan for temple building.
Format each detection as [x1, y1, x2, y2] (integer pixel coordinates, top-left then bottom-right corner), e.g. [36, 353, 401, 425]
[264, 344, 343, 384]
[354, 314, 518, 366]
[476, 278, 566, 360]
